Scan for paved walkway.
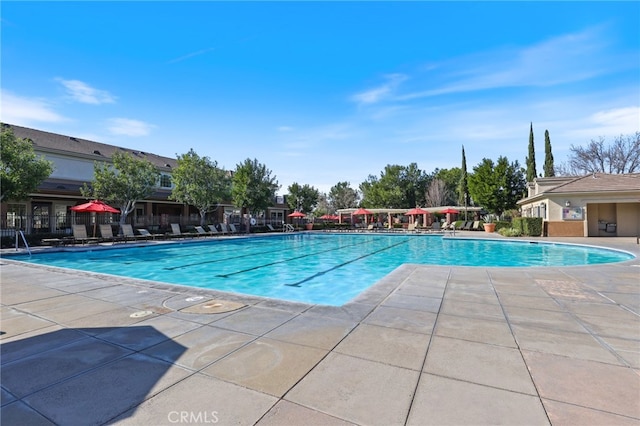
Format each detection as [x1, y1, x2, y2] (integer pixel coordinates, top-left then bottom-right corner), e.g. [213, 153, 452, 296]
[1, 234, 639, 425]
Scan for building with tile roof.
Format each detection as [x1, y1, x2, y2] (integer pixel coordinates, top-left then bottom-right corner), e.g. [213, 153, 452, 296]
[517, 173, 640, 237]
[1, 124, 289, 236]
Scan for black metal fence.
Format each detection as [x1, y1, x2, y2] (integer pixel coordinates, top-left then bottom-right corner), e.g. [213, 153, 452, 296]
[1, 213, 283, 237]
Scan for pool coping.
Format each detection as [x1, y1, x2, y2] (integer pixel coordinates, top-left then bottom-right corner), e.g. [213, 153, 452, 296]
[2, 232, 637, 311]
[2, 233, 639, 425]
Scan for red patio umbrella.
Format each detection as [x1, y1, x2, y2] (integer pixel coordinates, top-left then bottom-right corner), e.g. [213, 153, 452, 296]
[352, 208, 373, 216]
[405, 207, 430, 225]
[351, 208, 373, 224]
[71, 200, 120, 236]
[288, 211, 306, 228]
[440, 208, 459, 214]
[71, 200, 120, 214]
[405, 207, 429, 216]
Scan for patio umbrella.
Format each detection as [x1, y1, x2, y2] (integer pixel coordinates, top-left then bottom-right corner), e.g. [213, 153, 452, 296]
[352, 208, 373, 216]
[404, 207, 430, 225]
[288, 211, 306, 228]
[405, 207, 429, 216]
[71, 200, 120, 237]
[440, 208, 459, 214]
[352, 207, 373, 224]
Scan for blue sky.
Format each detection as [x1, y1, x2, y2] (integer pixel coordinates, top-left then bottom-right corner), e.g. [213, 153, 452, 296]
[2, 2, 638, 195]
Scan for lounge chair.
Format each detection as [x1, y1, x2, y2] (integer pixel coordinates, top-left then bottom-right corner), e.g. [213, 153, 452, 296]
[194, 226, 215, 237]
[121, 224, 147, 241]
[99, 224, 124, 244]
[207, 225, 221, 236]
[445, 222, 456, 236]
[267, 224, 277, 232]
[407, 223, 417, 232]
[228, 223, 239, 234]
[429, 222, 443, 233]
[462, 221, 473, 230]
[471, 221, 481, 231]
[168, 223, 191, 238]
[72, 224, 100, 245]
[138, 228, 164, 240]
[218, 223, 229, 235]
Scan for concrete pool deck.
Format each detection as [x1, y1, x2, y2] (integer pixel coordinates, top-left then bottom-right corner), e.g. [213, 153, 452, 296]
[1, 233, 639, 425]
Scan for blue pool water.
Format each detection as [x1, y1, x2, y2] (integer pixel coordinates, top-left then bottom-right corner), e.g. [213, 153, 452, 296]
[9, 233, 634, 305]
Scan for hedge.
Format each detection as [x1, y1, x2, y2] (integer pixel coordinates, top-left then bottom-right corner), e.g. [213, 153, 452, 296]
[512, 217, 543, 236]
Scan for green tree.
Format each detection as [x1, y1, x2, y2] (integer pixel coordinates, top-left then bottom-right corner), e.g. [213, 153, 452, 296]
[468, 156, 526, 217]
[169, 149, 231, 226]
[526, 122, 537, 182]
[287, 183, 320, 214]
[81, 152, 159, 227]
[328, 181, 359, 210]
[359, 163, 428, 208]
[402, 163, 429, 207]
[543, 130, 555, 177]
[231, 158, 279, 230]
[0, 126, 53, 202]
[458, 146, 471, 218]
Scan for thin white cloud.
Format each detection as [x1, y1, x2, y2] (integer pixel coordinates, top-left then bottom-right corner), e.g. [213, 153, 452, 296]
[0, 90, 68, 125]
[107, 118, 155, 137]
[398, 25, 628, 101]
[277, 126, 294, 132]
[57, 78, 116, 104]
[351, 73, 408, 105]
[167, 47, 217, 64]
[589, 106, 639, 131]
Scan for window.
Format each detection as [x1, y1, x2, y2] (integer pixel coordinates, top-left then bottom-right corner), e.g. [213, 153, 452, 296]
[159, 174, 172, 188]
[5, 204, 27, 229]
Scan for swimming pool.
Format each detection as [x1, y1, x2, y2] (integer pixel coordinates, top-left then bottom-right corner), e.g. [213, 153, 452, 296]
[8, 233, 635, 306]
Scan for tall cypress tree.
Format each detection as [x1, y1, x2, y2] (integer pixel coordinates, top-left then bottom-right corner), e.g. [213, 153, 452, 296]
[543, 129, 555, 177]
[458, 145, 470, 219]
[526, 122, 537, 182]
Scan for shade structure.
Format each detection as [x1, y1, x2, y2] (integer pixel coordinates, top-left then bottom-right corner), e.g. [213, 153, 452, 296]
[288, 211, 306, 218]
[71, 200, 119, 237]
[404, 207, 429, 216]
[71, 200, 120, 213]
[440, 208, 459, 214]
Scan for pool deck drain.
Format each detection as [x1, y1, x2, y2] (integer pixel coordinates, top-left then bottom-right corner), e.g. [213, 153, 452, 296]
[1, 234, 639, 425]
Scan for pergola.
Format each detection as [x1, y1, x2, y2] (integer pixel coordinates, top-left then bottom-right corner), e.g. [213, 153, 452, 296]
[335, 206, 483, 229]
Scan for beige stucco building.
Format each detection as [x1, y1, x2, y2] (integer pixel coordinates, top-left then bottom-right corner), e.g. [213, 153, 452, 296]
[518, 173, 640, 237]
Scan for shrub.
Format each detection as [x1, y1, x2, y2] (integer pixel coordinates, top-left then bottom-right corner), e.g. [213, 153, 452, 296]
[499, 227, 522, 237]
[512, 217, 543, 236]
[494, 221, 510, 232]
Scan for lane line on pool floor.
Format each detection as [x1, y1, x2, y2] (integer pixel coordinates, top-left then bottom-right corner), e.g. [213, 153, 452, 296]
[213, 238, 388, 278]
[284, 238, 411, 287]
